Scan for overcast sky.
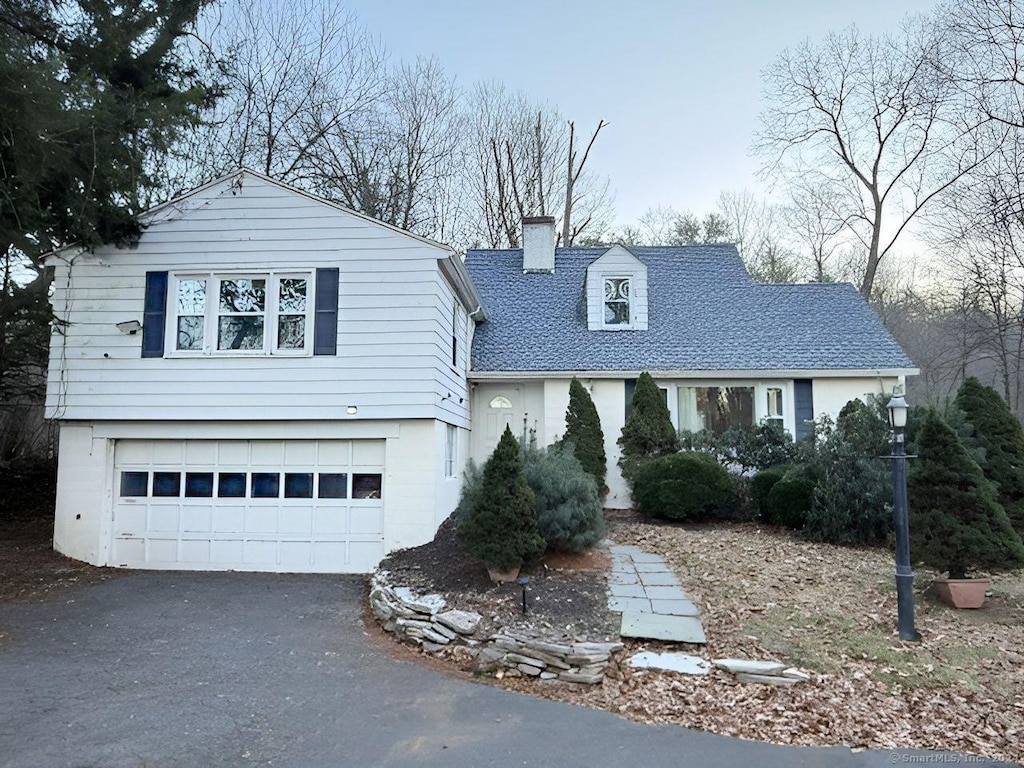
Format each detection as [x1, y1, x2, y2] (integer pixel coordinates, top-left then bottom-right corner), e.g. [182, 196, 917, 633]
[344, 0, 941, 229]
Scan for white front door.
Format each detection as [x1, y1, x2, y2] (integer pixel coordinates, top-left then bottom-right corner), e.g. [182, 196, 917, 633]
[472, 385, 525, 461]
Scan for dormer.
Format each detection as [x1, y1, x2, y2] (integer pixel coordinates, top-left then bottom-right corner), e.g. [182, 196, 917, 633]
[585, 245, 648, 331]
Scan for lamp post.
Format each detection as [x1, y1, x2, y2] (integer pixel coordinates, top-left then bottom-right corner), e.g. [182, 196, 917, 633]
[887, 394, 919, 641]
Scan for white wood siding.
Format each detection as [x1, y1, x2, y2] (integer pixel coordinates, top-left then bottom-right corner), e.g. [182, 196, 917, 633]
[585, 246, 649, 331]
[45, 174, 471, 427]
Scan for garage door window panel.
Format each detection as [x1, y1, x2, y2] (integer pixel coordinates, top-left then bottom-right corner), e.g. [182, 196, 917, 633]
[153, 472, 181, 497]
[284, 473, 314, 498]
[217, 472, 247, 497]
[185, 472, 214, 497]
[120, 471, 149, 497]
[318, 473, 348, 498]
[252, 473, 280, 498]
[352, 473, 382, 499]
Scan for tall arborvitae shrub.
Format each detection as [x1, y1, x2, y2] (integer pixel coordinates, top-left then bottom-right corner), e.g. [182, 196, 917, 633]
[456, 426, 545, 571]
[955, 377, 1024, 536]
[908, 411, 1024, 579]
[564, 377, 608, 497]
[618, 372, 679, 485]
[522, 441, 605, 552]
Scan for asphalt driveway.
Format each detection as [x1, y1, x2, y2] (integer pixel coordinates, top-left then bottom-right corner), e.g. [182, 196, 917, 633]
[0, 573, 1014, 768]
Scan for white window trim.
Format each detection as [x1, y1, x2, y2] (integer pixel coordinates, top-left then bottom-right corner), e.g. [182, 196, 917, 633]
[444, 425, 457, 479]
[602, 275, 633, 329]
[166, 270, 315, 357]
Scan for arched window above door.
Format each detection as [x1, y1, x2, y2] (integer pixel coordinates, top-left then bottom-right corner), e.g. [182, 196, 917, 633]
[489, 395, 513, 409]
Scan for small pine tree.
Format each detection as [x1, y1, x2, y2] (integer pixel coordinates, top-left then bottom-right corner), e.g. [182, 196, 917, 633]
[522, 441, 605, 553]
[908, 411, 1024, 579]
[618, 372, 679, 485]
[456, 425, 545, 571]
[955, 377, 1024, 536]
[564, 377, 608, 497]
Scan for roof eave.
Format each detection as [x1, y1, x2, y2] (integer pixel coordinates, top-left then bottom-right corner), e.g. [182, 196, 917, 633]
[438, 255, 486, 320]
[468, 367, 919, 381]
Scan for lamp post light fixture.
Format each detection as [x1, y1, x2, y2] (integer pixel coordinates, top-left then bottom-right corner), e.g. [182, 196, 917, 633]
[887, 394, 919, 641]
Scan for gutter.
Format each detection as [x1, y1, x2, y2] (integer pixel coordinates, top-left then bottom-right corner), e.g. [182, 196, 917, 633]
[468, 367, 920, 381]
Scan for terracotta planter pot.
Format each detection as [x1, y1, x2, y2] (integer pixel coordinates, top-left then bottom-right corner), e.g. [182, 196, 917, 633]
[487, 564, 521, 584]
[933, 577, 990, 609]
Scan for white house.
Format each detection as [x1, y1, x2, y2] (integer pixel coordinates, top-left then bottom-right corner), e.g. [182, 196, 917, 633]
[45, 176, 917, 573]
[45, 170, 482, 573]
[464, 217, 919, 508]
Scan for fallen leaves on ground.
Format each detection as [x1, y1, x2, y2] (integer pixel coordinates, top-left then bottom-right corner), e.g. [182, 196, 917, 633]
[494, 517, 1023, 764]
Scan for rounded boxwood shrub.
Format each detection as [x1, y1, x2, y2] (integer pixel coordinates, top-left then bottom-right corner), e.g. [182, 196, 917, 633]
[750, 465, 791, 518]
[763, 466, 815, 529]
[633, 451, 735, 521]
[522, 441, 605, 553]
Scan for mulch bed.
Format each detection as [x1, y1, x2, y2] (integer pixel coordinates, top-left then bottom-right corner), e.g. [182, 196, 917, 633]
[378, 513, 621, 641]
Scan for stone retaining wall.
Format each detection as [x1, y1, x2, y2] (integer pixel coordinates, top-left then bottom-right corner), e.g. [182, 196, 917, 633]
[369, 573, 622, 685]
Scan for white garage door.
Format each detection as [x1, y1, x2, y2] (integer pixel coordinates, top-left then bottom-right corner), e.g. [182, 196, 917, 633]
[112, 439, 385, 573]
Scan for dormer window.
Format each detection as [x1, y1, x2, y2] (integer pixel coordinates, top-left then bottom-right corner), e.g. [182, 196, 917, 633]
[586, 245, 647, 331]
[604, 277, 631, 326]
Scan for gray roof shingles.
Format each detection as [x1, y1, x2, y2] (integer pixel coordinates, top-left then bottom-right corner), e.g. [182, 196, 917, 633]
[465, 245, 915, 373]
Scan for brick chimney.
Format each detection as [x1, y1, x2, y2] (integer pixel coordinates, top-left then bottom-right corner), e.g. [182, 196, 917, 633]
[522, 216, 556, 272]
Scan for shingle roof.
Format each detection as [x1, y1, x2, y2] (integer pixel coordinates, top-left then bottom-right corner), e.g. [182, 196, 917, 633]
[465, 245, 916, 373]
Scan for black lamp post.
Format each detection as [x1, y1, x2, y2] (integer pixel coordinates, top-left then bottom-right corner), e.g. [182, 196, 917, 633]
[887, 394, 919, 641]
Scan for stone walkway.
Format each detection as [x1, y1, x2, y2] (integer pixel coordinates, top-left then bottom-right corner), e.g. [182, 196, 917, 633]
[608, 544, 707, 644]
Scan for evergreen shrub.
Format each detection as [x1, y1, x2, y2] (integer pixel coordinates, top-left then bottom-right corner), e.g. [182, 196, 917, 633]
[632, 451, 734, 521]
[908, 410, 1024, 579]
[763, 466, 815, 529]
[456, 426, 545, 570]
[563, 377, 608, 497]
[618, 372, 679, 485]
[750, 465, 791, 517]
[713, 422, 798, 472]
[522, 441, 605, 553]
[801, 398, 892, 546]
[955, 377, 1024, 536]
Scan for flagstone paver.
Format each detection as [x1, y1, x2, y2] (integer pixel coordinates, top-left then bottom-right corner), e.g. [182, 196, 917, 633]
[607, 544, 706, 644]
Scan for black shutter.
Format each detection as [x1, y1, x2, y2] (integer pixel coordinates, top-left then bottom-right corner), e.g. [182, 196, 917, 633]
[142, 271, 168, 358]
[624, 378, 637, 422]
[794, 379, 814, 442]
[314, 268, 339, 356]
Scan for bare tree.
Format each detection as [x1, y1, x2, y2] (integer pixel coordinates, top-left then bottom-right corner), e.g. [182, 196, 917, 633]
[463, 83, 612, 248]
[562, 119, 608, 246]
[717, 190, 803, 282]
[756, 20, 997, 300]
[312, 56, 463, 237]
[172, 0, 387, 190]
[927, 143, 1024, 410]
[784, 184, 851, 282]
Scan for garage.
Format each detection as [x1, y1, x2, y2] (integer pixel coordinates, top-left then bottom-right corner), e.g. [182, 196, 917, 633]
[111, 439, 385, 573]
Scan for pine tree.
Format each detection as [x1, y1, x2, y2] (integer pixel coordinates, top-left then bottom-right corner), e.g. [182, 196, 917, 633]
[955, 377, 1024, 536]
[618, 372, 679, 485]
[908, 410, 1024, 579]
[456, 425, 545, 571]
[564, 377, 607, 497]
